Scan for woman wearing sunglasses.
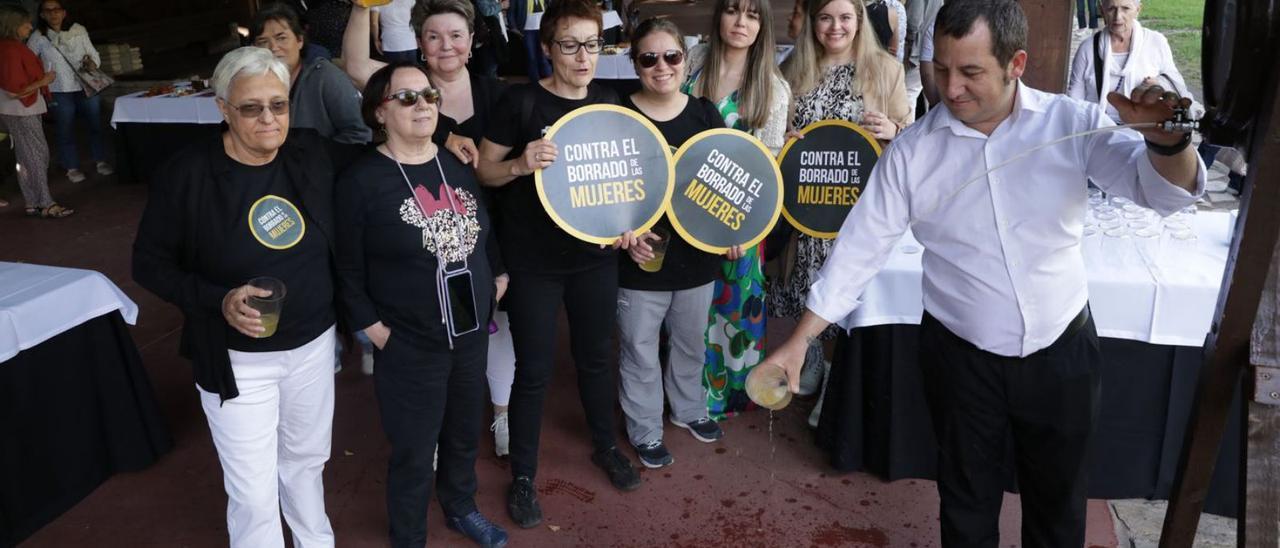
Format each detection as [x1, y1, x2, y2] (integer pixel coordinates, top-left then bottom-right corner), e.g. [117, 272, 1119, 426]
[682, 0, 790, 421]
[133, 46, 356, 547]
[614, 17, 734, 469]
[475, 0, 643, 530]
[336, 61, 508, 548]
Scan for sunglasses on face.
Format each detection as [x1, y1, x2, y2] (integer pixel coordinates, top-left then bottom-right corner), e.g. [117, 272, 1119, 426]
[553, 38, 605, 55]
[227, 99, 290, 119]
[636, 49, 685, 69]
[382, 87, 442, 106]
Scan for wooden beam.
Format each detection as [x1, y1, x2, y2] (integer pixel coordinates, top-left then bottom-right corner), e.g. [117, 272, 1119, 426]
[1243, 396, 1280, 546]
[1159, 49, 1280, 548]
[1019, 0, 1073, 92]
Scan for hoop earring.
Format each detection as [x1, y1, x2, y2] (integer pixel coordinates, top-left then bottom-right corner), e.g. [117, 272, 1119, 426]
[420, 51, 426, 63]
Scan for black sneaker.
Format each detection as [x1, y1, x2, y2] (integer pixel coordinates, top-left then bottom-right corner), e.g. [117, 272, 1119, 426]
[591, 446, 642, 491]
[446, 510, 508, 548]
[670, 417, 724, 443]
[634, 440, 674, 469]
[506, 476, 542, 529]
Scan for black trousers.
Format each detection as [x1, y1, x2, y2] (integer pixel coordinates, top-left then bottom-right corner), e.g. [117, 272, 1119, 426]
[505, 260, 620, 479]
[919, 310, 1101, 548]
[374, 333, 487, 548]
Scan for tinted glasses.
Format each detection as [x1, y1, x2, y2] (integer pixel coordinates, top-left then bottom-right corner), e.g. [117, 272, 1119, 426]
[636, 49, 685, 69]
[227, 99, 290, 119]
[383, 87, 442, 107]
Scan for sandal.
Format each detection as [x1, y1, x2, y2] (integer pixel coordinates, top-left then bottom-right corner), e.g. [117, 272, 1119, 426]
[26, 203, 75, 218]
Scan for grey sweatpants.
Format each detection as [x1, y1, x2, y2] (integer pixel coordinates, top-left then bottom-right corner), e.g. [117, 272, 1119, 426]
[0, 114, 54, 209]
[617, 283, 715, 446]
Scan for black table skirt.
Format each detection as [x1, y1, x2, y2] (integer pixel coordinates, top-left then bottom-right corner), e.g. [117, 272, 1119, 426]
[114, 122, 223, 184]
[815, 324, 1242, 518]
[0, 312, 173, 547]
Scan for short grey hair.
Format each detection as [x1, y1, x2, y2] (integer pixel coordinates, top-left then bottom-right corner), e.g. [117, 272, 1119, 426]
[211, 46, 290, 101]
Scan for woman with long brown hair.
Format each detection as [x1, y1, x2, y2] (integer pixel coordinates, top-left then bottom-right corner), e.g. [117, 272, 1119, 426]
[682, 0, 790, 420]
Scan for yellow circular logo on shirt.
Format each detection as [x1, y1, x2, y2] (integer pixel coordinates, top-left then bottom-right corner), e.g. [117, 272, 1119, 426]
[248, 195, 306, 250]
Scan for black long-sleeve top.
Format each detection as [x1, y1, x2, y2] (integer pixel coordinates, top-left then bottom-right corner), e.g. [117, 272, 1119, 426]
[336, 147, 504, 349]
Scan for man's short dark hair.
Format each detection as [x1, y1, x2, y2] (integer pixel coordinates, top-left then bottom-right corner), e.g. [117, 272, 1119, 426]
[934, 0, 1027, 67]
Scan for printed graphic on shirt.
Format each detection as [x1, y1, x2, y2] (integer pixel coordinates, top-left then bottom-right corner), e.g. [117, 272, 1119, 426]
[248, 195, 307, 250]
[399, 184, 480, 263]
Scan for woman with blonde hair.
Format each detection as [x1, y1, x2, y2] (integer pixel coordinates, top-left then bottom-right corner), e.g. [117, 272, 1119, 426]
[683, 0, 789, 420]
[774, 0, 909, 419]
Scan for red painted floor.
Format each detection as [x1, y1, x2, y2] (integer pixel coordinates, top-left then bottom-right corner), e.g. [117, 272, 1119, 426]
[1, 168, 1119, 547]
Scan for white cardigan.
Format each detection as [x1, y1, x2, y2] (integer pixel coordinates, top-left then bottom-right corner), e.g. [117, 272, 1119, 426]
[685, 44, 792, 155]
[27, 24, 101, 94]
[1066, 20, 1202, 117]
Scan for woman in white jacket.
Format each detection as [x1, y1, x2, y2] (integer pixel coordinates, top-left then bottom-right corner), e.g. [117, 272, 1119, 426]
[1066, 0, 1198, 121]
[28, 0, 112, 183]
[1068, 0, 1246, 193]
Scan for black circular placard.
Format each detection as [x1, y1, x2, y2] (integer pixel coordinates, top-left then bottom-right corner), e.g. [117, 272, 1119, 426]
[535, 104, 674, 244]
[668, 129, 783, 253]
[776, 120, 882, 239]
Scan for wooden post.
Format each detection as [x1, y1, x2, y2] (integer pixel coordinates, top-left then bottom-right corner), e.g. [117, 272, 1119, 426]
[1159, 48, 1280, 548]
[1244, 364, 1280, 546]
[1019, 0, 1073, 92]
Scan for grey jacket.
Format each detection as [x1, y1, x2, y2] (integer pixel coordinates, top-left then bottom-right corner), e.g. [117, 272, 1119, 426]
[290, 58, 371, 145]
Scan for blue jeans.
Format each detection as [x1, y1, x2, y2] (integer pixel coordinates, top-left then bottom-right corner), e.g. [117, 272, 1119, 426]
[382, 49, 420, 64]
[50, 92, 106, 170]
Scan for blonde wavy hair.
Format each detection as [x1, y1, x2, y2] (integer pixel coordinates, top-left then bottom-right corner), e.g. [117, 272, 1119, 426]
[781, 0, 901, 118]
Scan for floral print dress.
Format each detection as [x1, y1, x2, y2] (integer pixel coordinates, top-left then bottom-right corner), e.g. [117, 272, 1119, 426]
[766, 63, 866, 336]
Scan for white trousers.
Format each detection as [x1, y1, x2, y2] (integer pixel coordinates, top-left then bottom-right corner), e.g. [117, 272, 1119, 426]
[486, 310, 516, 406]
[199, 325, 337, 548]
[905, 64, 923, 119]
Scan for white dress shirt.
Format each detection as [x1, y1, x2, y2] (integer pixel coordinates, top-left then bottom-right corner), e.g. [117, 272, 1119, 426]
[806, 82, 1206, 357]
[27, 25, 101, 94]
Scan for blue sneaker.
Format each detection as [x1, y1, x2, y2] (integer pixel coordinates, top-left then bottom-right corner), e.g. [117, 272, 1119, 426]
[446, 511, 508, 548]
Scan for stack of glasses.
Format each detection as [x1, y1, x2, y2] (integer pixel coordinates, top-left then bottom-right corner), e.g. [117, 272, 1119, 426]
[1084, 188, 1198, 268]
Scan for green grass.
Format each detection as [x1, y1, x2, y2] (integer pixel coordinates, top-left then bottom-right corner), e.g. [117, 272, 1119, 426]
[1136, 0, 1205, 95]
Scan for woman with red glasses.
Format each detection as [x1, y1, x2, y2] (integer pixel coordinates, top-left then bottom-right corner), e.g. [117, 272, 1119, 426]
[335, 61, 508, 548]
[615, 17, 736, 469]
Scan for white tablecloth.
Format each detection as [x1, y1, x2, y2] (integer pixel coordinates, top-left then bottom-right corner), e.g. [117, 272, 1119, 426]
[837, 211, 1231, 347]
[0, 263, 139, 363]
[110, 90, 221, 128]
[525, 10, 623, 31]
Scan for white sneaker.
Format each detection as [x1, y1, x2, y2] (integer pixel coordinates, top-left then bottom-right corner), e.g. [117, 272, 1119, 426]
[491, 411, 510, 457]
[360, 350, 374, 375]
[66, 169, 86, 183]
[95, 161, 114, 176]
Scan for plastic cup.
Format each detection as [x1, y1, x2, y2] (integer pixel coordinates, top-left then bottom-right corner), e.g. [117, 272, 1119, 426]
[745, 363, 793, 410]
[247, 277, 286, 338]
[638, 226, 671, 273]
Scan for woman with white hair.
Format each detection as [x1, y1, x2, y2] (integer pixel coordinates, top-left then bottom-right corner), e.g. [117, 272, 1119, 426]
[132, 46, 353, 548]
[1066, 0, 1197, 122]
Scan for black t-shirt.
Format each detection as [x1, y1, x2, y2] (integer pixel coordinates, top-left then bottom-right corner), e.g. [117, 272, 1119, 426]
[617, 94, 726, 291]
[202, 157, 335, 352]
[335, 148, 503, 349]
[484, 81, 622, 273]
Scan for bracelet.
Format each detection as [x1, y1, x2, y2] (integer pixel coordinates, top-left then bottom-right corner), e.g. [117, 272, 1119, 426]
[1145, 133, 1191, 156]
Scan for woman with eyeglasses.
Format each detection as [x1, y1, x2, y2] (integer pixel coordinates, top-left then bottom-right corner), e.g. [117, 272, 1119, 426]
[682, 0, 789, 420]
[335, 61, 508, 548]
[133, 46, 355, 548]
[250, 2, 370, 144]
[613, 17, 732, 470]
[774, 0, 910, 423]
[475, 0, 642, 530]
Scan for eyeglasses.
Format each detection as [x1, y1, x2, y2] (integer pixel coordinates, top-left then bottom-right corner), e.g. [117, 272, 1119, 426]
[227, 99, 290, 119]
[636, 49, 685, 69]
[382, 87, 442, 106]
[553, 38, 605, 55]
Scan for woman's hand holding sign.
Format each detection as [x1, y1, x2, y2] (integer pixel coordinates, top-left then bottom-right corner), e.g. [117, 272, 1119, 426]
[515, 138, 558, 177]
[862, 110, 900, 141]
